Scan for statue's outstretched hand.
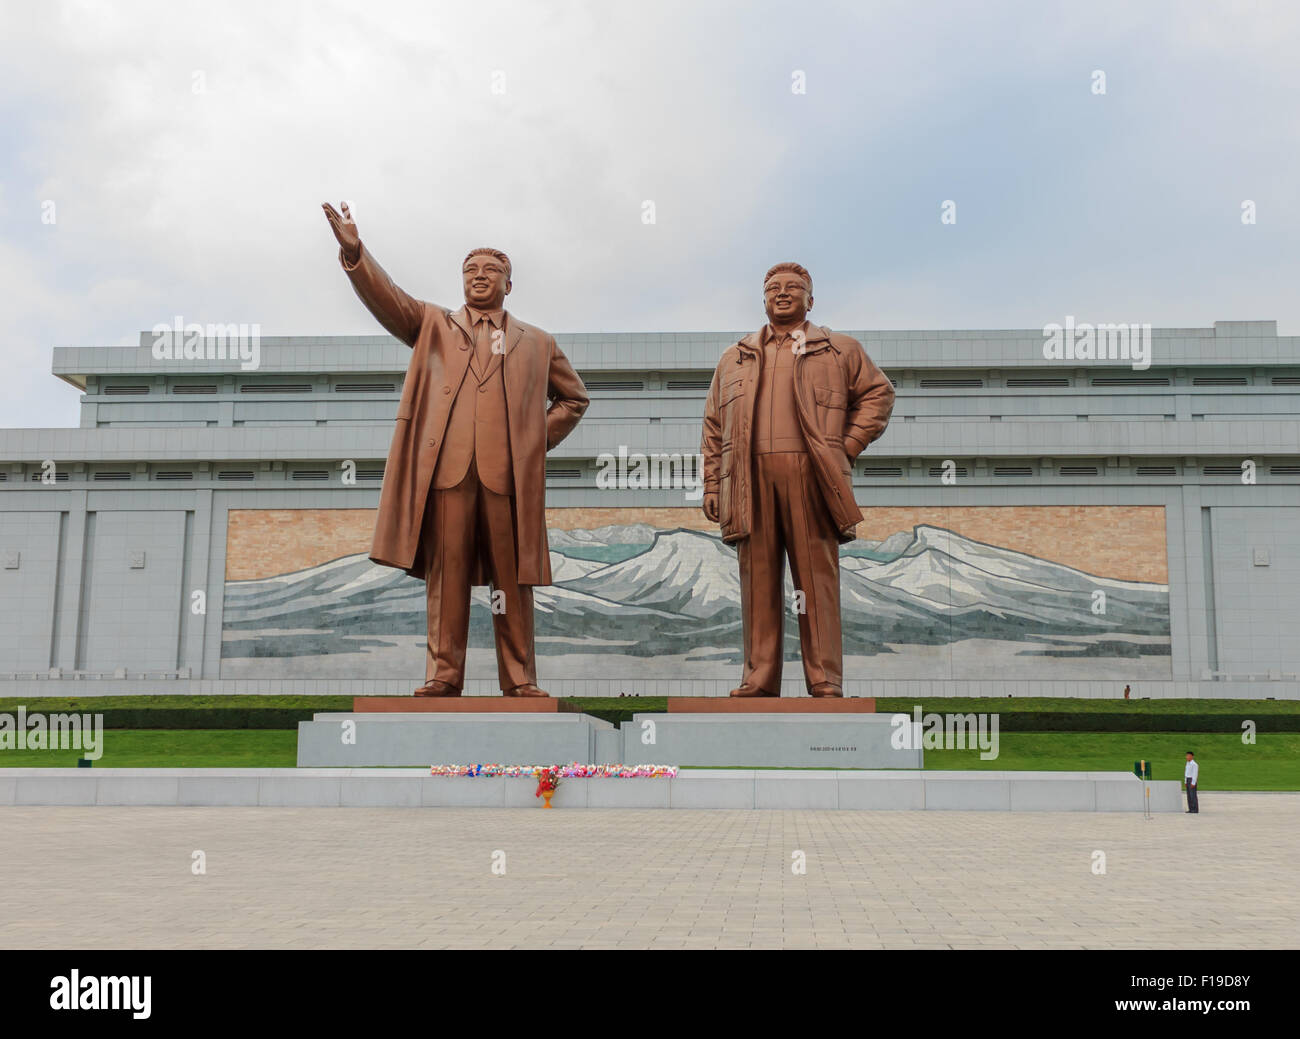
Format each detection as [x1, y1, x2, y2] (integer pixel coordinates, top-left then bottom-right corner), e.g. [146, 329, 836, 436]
[322, 202, 361, 263]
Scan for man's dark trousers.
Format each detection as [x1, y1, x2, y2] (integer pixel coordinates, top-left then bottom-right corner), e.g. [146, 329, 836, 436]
[1186, 782, 1199, 813]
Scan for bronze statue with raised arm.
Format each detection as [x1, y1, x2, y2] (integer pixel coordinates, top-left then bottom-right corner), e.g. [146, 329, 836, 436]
[701, 263, 894, 698]
[323, 203, 589, 697]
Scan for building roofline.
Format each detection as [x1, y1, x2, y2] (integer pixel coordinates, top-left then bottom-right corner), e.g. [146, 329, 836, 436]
[48, 320, 1296, 381]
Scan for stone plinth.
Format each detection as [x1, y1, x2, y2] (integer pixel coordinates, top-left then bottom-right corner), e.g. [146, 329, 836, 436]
[667, 697, 876, 713]
[297, 712, 608, 767]
[621, 713, 919, 769]
[353, 697, 558, 713]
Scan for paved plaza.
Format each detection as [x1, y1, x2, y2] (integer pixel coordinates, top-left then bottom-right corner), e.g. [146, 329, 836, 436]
[1, 794, 1296, 949]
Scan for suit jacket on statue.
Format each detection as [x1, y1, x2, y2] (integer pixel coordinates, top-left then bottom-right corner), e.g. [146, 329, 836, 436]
[433, 337, 513, 495]
[340, 244, 589, 584]
[701, 323, 894, 544]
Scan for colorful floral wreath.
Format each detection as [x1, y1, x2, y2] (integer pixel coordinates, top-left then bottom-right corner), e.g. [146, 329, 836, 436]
[430, 763, 678, 779]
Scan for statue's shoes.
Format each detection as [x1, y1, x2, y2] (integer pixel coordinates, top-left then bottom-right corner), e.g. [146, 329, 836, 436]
[729, 684, 777, 698]
[504, 684, 550, 698]
[413, 680, 460, 697]
[809, 683, 843, 698]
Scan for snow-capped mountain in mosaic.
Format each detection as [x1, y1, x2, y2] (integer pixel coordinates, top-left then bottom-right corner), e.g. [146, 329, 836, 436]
[222, 524, 1170, 666]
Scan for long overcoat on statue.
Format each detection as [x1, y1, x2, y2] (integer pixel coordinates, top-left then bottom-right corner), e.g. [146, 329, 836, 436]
[340, 245, 589, 585]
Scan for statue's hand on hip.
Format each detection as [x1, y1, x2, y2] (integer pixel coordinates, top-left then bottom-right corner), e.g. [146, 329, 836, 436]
[322, 201, 361, 264]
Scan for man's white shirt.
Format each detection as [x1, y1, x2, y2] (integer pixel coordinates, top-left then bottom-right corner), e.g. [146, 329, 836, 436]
[1185, 760, 1199, 784]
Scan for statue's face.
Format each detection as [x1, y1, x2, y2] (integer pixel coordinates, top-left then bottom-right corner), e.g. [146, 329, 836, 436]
[463, 253, 511, 310]
[763, 272, 812, 325]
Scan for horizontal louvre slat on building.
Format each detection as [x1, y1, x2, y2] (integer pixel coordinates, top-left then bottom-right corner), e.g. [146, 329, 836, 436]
[239, 384, 312, 394]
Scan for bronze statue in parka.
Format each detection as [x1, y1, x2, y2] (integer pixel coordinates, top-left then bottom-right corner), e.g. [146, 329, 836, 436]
[701, 263, 894, 697]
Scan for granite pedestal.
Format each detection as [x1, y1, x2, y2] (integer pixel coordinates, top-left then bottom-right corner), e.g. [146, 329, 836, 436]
[619, 712, 921, 769]
[299, 701, 915, 769]
[298, 707, 914, 769]
[351, 696, 558, 712]
[296, 712, 611, 767]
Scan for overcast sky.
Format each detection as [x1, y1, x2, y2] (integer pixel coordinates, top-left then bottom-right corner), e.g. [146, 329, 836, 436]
[2, 0, 1297, 428]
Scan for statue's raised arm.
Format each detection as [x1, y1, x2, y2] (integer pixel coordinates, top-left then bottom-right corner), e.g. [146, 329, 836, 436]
[322, 201, 425, 348]
[320, 209, 588, 699]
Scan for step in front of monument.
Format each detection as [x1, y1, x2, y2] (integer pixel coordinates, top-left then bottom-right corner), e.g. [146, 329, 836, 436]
[0, 769, 1186, 812]
[353, 697, 558, 713]
[667, 697, 876, 713]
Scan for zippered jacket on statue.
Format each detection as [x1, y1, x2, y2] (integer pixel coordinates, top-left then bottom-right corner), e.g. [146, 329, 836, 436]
[700, 260, 895, 699]
[701, 324, 894, 544]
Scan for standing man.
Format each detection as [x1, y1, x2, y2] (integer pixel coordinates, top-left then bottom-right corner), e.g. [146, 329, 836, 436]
[322, 203, 589, 697]
[701, 263, 894, 698]
[1184, 751, 1200, 813]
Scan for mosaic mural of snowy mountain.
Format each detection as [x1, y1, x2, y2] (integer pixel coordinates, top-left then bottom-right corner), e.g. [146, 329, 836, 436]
[221, 524, 1171, 679]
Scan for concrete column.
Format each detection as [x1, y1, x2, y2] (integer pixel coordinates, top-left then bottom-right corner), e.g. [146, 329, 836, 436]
[51, 490, 88, 671]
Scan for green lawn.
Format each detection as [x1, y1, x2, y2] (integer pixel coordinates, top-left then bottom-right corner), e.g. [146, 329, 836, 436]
[0, 695, 352, 712]
[923, 732, 1300, 790]
[0, 730, 297, 768]
[874, 697, 1300, 716]
[1, 729, 1294, 789]
[1, 695, 1294, 712]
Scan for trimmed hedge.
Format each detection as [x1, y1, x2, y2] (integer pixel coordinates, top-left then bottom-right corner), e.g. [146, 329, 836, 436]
[560, 707, 1289, 732]
[23, 709, 319, 730]
[4, 699, 1292, 732]
[874, 697, 1300, 715]
[903, 711, 1295, 733]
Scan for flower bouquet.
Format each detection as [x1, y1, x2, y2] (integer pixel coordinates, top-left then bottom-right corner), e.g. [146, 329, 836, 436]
[535, 766, 560, 808]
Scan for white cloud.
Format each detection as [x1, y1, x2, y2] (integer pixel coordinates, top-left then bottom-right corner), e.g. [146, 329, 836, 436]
[1, 0, 1298, 428]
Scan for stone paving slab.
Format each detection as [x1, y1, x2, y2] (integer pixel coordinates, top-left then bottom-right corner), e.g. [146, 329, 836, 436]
[0, 794, 1294, 949]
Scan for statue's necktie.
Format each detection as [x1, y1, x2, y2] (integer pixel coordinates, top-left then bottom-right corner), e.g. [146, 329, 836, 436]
[475, 317, 496, 371]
